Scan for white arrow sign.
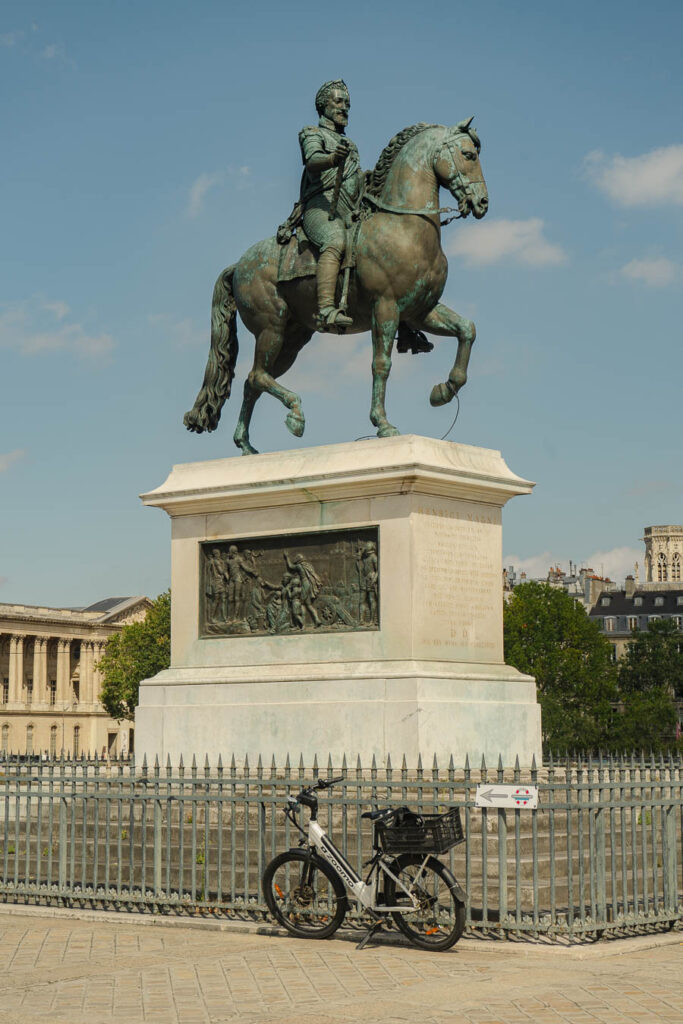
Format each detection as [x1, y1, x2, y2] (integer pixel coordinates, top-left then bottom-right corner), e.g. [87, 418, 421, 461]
[475, 784, 539, 810]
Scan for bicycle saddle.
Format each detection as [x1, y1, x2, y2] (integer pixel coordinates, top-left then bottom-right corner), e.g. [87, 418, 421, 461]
[361, 807, 396, 821]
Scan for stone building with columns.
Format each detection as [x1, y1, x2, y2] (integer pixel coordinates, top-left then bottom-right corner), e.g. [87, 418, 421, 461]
[0, 596, 152, 758]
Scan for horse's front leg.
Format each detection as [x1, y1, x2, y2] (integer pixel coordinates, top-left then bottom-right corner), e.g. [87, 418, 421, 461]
[409, 302, 476, 407]
[370, 299, 400, 437]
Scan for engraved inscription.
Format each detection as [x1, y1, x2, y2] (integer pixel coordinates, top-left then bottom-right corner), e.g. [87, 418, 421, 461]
[416, 507, 500, 654]
[200, 528, 379, 638]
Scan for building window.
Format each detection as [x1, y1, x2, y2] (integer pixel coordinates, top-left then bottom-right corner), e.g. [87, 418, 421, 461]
[49, 680, 57, 706]
[610, 644, 617, 663]
[649, 615, 659, 623]
[26, 724, 33, 755]
[634, 596, 643, 607]
[678, 596, 683, 607]
[674, 616, 682, 629]
[655, 596, 664, 607]
[73, 725, 80, 759]
[72, 681, 79, 704]
[26, 678, 33, 705]
[628, 617, 639, 631]
[49, 725, 57, 758]
[604, 617, 615, 632]
[600, 596, 611, 607]
[1, 724, 8, 752]
[657, 552, 668, 581]
[673, 553, 681, 582]
[1, 679, 8, 705]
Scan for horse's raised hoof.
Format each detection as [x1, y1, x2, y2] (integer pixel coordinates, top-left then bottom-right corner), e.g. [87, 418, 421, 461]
[430, 382, 454, 407]
[285, 410, 305, 437]
[376, 424, 401, 438]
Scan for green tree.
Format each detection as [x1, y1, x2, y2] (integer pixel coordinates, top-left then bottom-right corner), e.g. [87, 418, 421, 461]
[615, 618, 682, 751]
[504, 582, 618, 752]
[98, 591, 171, 721]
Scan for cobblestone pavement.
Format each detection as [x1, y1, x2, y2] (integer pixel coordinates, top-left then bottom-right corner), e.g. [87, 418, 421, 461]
[0, 911, 680, 1024]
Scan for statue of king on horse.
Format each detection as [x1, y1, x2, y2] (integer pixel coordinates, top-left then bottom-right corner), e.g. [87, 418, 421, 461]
[184, 80, 489, 455]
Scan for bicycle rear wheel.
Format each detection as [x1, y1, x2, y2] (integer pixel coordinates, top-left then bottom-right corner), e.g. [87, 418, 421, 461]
[384, 853, 465, 951]
[262, 849, 347, 939]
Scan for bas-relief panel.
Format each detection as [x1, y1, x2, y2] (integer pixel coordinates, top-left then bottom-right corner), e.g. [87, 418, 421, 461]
[200, 528, 379, 638]
[415, 505, 501, 656]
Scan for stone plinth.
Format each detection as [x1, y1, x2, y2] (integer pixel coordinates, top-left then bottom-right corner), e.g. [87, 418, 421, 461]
[136, 435, 541, 766]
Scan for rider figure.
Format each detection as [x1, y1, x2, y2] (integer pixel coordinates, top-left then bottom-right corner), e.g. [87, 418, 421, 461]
[299, 80, 363, 331]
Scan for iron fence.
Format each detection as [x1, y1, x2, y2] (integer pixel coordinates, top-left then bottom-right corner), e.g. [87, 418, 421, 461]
[0, 751, 681, 941]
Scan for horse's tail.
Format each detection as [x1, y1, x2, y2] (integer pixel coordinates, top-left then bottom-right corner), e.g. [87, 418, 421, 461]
[183, 265, 239, 433]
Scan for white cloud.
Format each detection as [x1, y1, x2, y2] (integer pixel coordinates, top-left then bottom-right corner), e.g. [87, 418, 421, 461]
[148, 314, 205, 347]
[0, 301, 113, 359]
[504, 547, 642, 586]
[448, 218, 566, 268]
[585, 145, 683, 207]
[187, 172, 223, 218]
[186, 166, 252, 217]
[0, 449, 25, 473]
[42, 300, 70, 320]
[0, 30, 23, 46]
[620, 257, 680, 288]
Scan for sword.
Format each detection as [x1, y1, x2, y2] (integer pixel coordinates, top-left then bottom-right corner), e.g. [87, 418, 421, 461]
[329, 152, 347, 221]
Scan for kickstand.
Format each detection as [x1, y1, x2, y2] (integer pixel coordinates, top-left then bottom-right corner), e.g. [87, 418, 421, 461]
[356, 918, 384, 951]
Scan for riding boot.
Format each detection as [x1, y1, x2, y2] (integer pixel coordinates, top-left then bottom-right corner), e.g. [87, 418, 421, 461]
[316, 249, 353, 329]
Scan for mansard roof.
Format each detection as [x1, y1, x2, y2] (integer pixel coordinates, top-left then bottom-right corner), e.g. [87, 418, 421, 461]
[589, 589, 683, 617]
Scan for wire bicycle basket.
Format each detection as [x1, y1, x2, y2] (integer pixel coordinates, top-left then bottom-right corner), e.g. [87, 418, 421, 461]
[376, 806, 464, 854]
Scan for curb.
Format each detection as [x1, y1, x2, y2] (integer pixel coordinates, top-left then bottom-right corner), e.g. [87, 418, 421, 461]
[0, 902, 679, 957]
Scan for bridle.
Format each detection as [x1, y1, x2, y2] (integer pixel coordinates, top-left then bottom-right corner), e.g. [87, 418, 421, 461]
[362, 129, 485, 226]
[437, 131, 486, 224]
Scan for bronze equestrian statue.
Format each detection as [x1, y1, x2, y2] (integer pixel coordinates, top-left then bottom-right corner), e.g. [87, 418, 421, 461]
[184, 80, 489, 456]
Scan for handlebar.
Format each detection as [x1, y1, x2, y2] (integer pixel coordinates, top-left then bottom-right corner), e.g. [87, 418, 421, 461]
[284, 776, 345, 821]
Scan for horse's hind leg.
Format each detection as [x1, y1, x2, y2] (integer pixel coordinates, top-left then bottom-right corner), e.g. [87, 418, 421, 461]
[233, 380, 260, 455]
[409, 303, 476, 406]
[233, 322, 311, 455]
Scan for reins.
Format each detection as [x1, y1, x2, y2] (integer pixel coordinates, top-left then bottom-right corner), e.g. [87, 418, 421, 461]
[363, 129, 485, 227]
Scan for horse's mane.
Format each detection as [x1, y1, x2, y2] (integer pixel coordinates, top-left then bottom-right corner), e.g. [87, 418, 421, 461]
[365, 122, 440, 197]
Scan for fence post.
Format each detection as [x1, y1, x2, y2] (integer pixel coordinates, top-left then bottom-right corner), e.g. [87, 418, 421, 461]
[663, 755, 678, 916]
[496, 755, 507, 936]
[594, 753, 607, 930]
[153, 755, 162, 898]
[58, 754, 67, 893]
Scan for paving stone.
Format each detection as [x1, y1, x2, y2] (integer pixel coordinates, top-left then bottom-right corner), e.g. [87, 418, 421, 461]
[0, 912, 679, 1023]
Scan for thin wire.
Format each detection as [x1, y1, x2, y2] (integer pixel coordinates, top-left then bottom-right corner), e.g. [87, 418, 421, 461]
[355, 394, 460, 443]
[440, 394, 461, 440]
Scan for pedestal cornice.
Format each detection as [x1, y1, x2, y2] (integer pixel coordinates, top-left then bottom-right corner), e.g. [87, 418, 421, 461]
[141, 435, 534, 517]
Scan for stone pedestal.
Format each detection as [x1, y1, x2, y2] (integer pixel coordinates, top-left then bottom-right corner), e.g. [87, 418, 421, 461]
[136, 435, 541, 767]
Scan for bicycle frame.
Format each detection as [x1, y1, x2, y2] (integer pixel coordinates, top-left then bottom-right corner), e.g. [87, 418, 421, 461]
[304, 817, 430, 913]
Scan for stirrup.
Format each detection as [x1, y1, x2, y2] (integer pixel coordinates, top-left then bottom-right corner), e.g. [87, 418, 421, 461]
[316, 306, 353, 332]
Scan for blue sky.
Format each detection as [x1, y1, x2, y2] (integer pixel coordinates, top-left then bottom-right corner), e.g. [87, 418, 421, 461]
[1, 0, 682, 606]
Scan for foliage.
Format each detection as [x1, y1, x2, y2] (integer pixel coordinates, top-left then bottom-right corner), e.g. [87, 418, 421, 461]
[504, 582, 618, 752]
[615, 618, 682, 751]
[98, 591, 171, 721]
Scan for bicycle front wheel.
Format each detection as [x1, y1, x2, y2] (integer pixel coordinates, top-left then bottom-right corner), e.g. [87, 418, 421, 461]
[262, 849, 347, 939]
[384, 853, 465, 951]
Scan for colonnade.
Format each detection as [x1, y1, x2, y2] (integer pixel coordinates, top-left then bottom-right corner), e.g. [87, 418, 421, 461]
[3, 634, 108, 709]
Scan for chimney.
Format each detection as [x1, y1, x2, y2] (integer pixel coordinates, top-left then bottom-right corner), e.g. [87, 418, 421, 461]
[625, 575, 636, 598]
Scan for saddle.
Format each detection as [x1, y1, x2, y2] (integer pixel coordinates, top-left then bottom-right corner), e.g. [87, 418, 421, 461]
[276, 219, 360, 284]
[275, 202, 433, 353]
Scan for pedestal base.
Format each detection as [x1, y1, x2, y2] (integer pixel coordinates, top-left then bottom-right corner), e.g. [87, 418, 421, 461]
[136, 660, 540, 767]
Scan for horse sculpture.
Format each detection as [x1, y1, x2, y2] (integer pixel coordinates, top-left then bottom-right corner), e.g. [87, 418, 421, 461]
[184, 119, 489, 455]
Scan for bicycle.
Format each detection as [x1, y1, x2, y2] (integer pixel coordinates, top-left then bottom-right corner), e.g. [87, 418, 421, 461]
[262, 777, 466, 951]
